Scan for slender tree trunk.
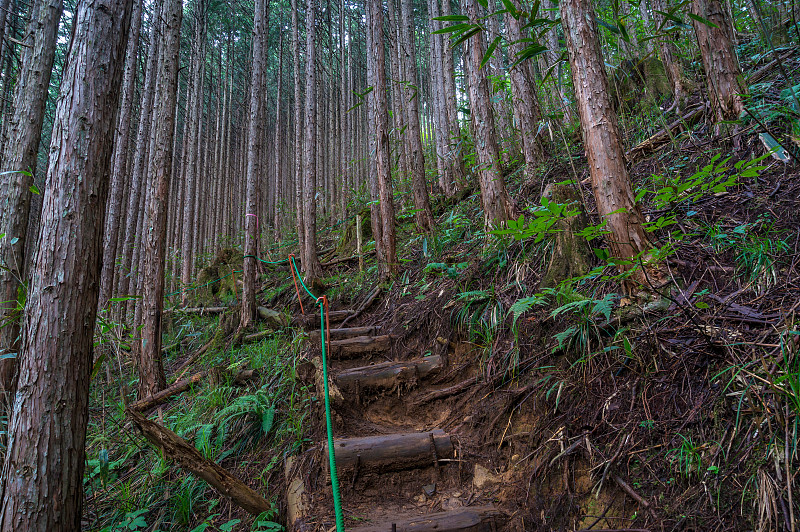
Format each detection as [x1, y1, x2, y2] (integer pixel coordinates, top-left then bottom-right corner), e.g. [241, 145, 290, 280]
[440, 0, 466, 185]
[99, 0, 143, 309]
[302, 0, 323, 281]
[462, 0, 513, 227]
[242, 0, 269, 328]
[0, 0, 64, 395]
[652, 0, 687, 110]
[505, 3, 542, 181]
[0, 0, 132, 528]
[118, 10, 161, 319]
[368, 0, 397, 276]
[273, 32, 284, 231]
[399, 0, 434, 231]
[691, 0, 746, 122]
[180, 2, 209, 303]
[540, 0, 573, 123]
[292, 0, 305, 259]
[138, 0, 182, 399]
[560, 0, 655, 284]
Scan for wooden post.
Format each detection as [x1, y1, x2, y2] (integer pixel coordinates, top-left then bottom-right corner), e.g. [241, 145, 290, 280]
[356, 213, 363, 273]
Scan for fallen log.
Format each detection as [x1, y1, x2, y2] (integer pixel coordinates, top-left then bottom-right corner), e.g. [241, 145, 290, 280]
[321, 249, 376, 267]
[293, 309, 355, 328]
[627, 105, 704, 162]
[339, 285, 382, 328]
[127, 409, 271, 515]
[308, 325, 381, 343]
[168, 306, 228, 315]
[335, 355, 442, 393]
[329, 335, 391, 358]
[243, 329, 275, 342]
[130, 370, 209, 411]
[349, 506, 506, 532]
[323, 429, 453, 473]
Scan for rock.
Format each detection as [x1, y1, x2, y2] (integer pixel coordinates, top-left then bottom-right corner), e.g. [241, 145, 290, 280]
[257, 307, 288, 328]
[423, 483, 437, 497]
[473, 464, 499, 489]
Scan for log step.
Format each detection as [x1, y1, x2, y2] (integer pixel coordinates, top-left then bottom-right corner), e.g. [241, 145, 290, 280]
[348, 506, 506, 532]
[293, 309, 355, 328]
[308, 325, 381, 343]
[334, 355, 442, 393]
[329, 334, 390, 358]
[323, 430, 453, 473]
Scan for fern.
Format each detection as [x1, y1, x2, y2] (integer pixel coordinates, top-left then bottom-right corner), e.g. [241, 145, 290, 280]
[509, 295, 547, 326]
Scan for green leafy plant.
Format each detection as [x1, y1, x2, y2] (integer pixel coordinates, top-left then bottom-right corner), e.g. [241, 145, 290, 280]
[490, 195, 580, 243]
[666, 434, 704, 478]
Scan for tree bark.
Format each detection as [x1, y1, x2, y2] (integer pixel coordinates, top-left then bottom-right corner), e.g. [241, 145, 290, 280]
[0, 0, 132, 528]
[302, 0, 323, 282]
[399, 0, 435, 232]
[368, 0, 397, 277]
[504, 3, 543, 180]
[462, 0, 512, 228]
[651, 0, 687, 109]
[560, 0, 653, 283]
[690, 0, 746, 122]
[98, 0, 143, 310]
[292, 0, 305, 263]
[0, 0, 64, 395]
[138, 0, 183, 399]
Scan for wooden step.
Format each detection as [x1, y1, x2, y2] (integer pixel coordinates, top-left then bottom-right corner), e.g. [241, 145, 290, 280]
[293, 309, 355, 328]
[308, 325, 381, 343]
[334, 355, 442, 393]
[349, 506, 506, 532]
[329, 334, 390, 358]
[323, 429, 453, 473]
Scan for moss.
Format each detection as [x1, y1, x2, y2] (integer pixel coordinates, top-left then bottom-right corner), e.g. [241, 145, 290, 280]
[540, 184, 592, 289]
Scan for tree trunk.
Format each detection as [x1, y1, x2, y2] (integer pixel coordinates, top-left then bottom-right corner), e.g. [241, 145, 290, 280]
[99, 0, 143, 309]
[440, 0, 466, 186]
[505, 3, 543, 181]
[0, 0, 132, 528]
[292, 0, 305, 264]
[138, 0, 183, 399]
[462, 0, 512, 227]
[690, 0, 746, 122]
[302, 0, 323, 282]
[368, 0, 397, 277]
[0, 0, 64, 395]
[560, 0, 653, 283]
[399, 0, 435, 232]
[242, 0, 269, 328]
[651, 0, 687, 109]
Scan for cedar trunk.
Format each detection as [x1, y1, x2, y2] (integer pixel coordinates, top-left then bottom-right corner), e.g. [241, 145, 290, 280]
[0, 0, 64, 394]
[560, 0, 652, 278]
[242, 0, 269, 328]
[138, 0, 183, 399]
[0, 0, 132, 528]
[462, 0, 512, 227]
[691, 0, 746, 122]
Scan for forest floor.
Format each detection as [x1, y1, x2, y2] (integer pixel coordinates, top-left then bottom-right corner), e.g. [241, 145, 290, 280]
[83, 49, 800, 532]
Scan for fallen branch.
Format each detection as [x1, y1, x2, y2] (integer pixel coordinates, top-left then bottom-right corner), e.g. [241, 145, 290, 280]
[322, 249, 376, 267]
[411, 378, 474, 407]
[130, 370, 209, 411]
[627, 105, 704, 162]
[127, 409, 271, 515]
[243, 329, 274, 342]
[339, 285, 382, 328]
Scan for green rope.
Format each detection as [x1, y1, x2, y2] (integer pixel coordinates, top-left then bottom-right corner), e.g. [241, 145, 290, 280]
[290, 256, 345, 532]
[243, 254, 290, 265]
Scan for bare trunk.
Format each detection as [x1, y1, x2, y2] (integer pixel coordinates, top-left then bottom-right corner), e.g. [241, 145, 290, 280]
[138, 0, 183, 399]
[560, 0, 654, 284]
[691, 0, 746, 122]
[651, 0, 687, 109]
[0, 0, 64, 395]
[0, 0, 132, 527]
[440, 0, 466, 185]
[242, 0, 269, 328]
[292, 0, 305, 259]
[368, 0, 397, 276]
[462, 0, 512, 227]
[302, 0, 323, 281]
[99, 0, 143, 309]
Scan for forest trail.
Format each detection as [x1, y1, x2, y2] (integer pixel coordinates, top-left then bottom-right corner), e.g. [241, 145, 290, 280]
[295, 304, 507, 531]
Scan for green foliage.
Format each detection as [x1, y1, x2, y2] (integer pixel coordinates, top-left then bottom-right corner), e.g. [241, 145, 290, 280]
[490, 195, 580, 243]
[509, 294, 547, 326]
[665, 434, 705, 479]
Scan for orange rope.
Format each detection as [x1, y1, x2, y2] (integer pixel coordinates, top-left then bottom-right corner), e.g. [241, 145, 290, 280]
[289, 254, 305, 315]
